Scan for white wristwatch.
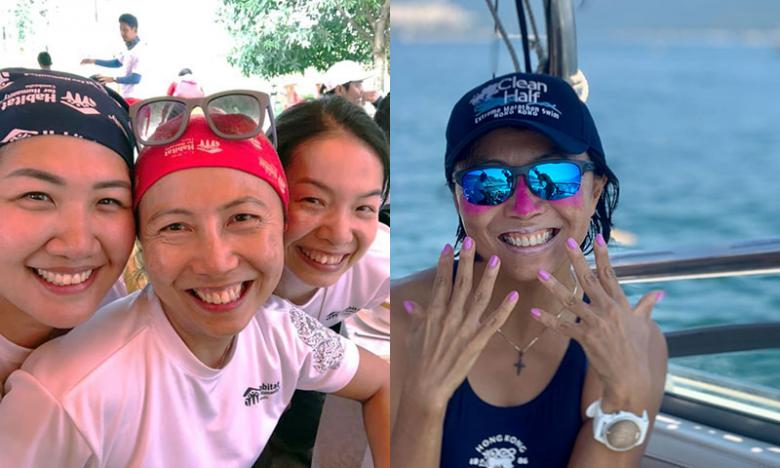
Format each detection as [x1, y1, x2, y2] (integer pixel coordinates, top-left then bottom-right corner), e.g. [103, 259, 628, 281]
[585, 399, 649, 452]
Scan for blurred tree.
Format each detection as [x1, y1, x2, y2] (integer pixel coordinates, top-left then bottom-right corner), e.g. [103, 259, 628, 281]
[219, 0, 389, 88]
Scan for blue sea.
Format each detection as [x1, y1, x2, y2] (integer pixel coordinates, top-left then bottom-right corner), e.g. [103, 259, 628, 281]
[390, 38, 780, 390]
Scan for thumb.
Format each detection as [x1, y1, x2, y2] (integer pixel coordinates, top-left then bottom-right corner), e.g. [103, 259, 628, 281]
[634, 290, 664, 319]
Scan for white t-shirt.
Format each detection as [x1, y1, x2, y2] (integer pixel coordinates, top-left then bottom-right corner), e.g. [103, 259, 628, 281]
[0, 286, 359, 467]
[116, 42, 145, 98]
[284, 223, 390, 328]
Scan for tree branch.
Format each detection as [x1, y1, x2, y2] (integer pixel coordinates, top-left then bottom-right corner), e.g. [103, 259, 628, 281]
[335, 4, 373, 45]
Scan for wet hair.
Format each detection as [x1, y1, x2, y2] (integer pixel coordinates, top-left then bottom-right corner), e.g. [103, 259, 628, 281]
[274, 96, 389, 201]
[119, 13, 138, 30]
[37, 51, 52, 68]
[446, 132, 620, 255]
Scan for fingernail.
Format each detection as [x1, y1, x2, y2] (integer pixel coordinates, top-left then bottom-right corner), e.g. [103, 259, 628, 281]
[596, 233, 606, 247]
[530, 308, 541, 317]
[463, 236, 474, 250]
[441, 243, 453, 256]
[537, 269, 551, 281]
[566, 237, 579, 250]
[656, 291, 665, 303]
[508, 291, 519, 302]
[488, 255, 499, 268]
[403, 300, 414, 314]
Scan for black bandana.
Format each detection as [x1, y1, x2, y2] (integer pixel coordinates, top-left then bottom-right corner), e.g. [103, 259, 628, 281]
[0, 68, 135, 173]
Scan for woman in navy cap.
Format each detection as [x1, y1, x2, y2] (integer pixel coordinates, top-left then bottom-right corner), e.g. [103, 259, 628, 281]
[392, 72, 667, 467]
[0, 68, 135, 392]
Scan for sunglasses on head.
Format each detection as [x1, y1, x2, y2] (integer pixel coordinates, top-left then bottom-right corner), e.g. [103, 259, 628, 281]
[453, 159, 596, 206]
[129, 90, 276, 148]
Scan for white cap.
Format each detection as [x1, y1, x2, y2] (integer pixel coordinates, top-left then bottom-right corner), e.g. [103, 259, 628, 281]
[323, 60, 374, 92]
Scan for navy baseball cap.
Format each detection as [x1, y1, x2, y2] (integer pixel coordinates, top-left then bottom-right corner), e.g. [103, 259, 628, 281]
[445, 72, 604, 183]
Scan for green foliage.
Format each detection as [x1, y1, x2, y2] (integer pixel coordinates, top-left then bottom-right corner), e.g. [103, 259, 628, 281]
[219, 0, 388, 78]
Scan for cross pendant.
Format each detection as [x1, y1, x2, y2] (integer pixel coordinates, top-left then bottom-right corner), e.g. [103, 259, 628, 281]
[513, 351, 525, 376]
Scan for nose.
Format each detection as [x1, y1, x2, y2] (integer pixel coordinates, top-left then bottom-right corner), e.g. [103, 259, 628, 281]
[46, 206, 99, 259]
[505, 177, 544, 217]
[193, 227, 239, 275]
[317, 208, 353, 246]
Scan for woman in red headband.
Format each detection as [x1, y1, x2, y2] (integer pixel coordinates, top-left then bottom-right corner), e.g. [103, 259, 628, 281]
[0, 112, 389, 468]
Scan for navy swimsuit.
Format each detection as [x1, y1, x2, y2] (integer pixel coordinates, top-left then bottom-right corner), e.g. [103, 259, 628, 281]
[440, 339, 587, 467]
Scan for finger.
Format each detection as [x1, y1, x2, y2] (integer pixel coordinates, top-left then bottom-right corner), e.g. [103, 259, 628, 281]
[634, 290, 664, 319]
[537, 267, 598, 326]
[449, 236, 476, 317]
[565, 237, 612, 308]
[467, 255, 502, 325]
[530, 306, 586, 341]
[428, 244, 455, 317]
[402, 299, 423, 321]
[592, 233, 629, 309]
[472, 290, 519, 346]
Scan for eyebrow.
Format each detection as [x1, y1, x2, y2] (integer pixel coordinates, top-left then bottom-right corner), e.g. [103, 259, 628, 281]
[6, 168, 131, 190]
[297, 178, 383, 199]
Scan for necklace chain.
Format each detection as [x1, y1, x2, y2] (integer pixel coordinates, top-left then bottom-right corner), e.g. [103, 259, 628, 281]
[496, 268, 579, 374]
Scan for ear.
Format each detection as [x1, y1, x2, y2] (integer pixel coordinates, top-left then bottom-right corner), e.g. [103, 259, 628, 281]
[590, 174, 607, 205]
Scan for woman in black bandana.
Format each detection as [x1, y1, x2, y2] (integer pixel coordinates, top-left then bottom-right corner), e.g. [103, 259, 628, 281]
[0, 68, 136, 392]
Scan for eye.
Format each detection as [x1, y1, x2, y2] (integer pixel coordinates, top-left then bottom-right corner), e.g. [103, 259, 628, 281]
[161, 222, 187, 233]
[301, 197, 324, 207]
[97, 198, 126, 208]
[356, 205, 377, 214]
[22, 192, 52, 202]
[231, 213, 260, 223]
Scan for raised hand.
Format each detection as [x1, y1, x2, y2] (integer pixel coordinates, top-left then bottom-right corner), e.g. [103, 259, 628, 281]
[531, 234, 663, 412]
[402, 237, 519, 409]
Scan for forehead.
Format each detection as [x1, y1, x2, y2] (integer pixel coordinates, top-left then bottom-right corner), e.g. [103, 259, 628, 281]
[139, 167, 283, 215]
[288, 133, 381, 178]
[464, 128, 558, 168]
[0, 135, 127, 177]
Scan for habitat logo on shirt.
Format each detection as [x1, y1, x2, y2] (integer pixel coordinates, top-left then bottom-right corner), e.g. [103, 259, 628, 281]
[243, 381, 280, 406]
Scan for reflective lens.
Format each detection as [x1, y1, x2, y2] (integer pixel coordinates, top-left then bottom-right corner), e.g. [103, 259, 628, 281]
[134, 100, 187, 144]
[456, 160, 589, 206]
[207, 94, 262, 137]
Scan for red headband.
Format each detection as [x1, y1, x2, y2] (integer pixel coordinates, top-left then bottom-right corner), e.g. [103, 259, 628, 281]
[133, 115, 288, 209]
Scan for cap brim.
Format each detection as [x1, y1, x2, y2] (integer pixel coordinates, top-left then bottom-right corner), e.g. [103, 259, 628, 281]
[447, 118, 589, 163]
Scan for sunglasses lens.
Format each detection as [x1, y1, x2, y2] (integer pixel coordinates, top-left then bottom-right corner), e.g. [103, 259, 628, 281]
[460, 167, 513, 206]
[207, 94, 263, 138]
[527, 162, 582, 200]
[136, 100, 187, 144]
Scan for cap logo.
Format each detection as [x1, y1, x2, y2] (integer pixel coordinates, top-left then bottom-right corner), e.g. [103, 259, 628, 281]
[470, 77, 561, 125]
[0, 72, 12, 91]
[164, 137, 195, 157]
[60, 91, 100, 115]
[197, 139, 222, 154]
[1, 128, 40, 143]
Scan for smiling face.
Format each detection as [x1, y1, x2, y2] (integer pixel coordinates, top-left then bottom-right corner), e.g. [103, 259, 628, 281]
[0, 136, 134, 339]
[454, 128, 605, 282]
[283, 132, 384, 289]
[138, 168, 285, 350]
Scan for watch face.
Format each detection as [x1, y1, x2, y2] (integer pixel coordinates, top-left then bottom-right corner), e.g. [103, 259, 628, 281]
[605, 419, 641, 449]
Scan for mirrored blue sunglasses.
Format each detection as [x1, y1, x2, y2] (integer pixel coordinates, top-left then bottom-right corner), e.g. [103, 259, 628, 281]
[453, 159, 596, 206]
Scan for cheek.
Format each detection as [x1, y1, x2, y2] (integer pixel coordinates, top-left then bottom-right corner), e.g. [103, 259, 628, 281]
[101, 214, 136, 261]
[459, 193, 494, 216]
[284, 210, 317, 246]
[549, 189, 584, 208]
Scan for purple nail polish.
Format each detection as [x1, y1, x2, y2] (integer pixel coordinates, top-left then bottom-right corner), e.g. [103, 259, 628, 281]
[530, 308, 541, 317]
[441, 243, 453, 255]
[508, 291, 519, 301]
[596, 233, 606, 247]
[403, 300, 414, 314]
[463, 237, 474, 250]
[656, 291, 665, 303]
[538, 269, 551, 281]
[566, 237, 579, 250]
[488, 255, 499, 268]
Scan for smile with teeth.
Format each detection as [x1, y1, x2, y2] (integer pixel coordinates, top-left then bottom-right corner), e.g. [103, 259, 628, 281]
[500, 229, 556, 248]
[300, 247, 348, 266]
[191, 282, 245, 305]
[35, 268, 93, 286]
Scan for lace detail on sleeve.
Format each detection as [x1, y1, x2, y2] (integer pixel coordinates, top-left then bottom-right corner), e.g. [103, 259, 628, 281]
[289, 308, 345, 372]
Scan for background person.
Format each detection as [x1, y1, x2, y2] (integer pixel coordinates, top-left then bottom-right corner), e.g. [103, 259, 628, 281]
[0, 68, 135, 392]
[391, 72, 667, 467]
[80, 13, 146, 102]
[166, 68, 205, 98]
[321, 60, 380, 108]
[36, 52, 52, 70]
